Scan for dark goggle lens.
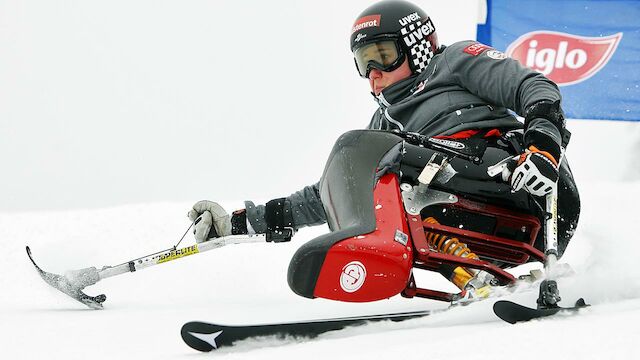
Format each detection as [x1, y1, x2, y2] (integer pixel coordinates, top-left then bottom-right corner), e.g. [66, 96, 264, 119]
[354, 40, 401, 77]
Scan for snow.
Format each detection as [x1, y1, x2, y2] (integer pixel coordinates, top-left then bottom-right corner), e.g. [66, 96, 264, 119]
[2, 1, 639, 359]
[3, 175, 640, 359]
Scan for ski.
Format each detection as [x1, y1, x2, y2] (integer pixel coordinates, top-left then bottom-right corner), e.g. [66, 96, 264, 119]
[26, 246, 106, 310]
[181, 310, 431, 352]
[493, 298, 589, 324]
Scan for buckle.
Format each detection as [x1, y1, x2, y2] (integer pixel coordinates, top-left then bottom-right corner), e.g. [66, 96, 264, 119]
[266, 227, 294, 243]
[417, 153, 448, 185]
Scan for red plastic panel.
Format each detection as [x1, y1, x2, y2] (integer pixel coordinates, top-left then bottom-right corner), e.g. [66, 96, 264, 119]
[313, 174, 413, 302]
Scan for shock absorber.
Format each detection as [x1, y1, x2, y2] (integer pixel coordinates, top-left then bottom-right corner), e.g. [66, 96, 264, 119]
[424, 217, 478, 259]
[424, 217, 494, 291]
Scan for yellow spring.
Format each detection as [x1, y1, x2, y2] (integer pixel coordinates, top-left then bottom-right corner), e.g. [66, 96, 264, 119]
[423, 217, 478, 260]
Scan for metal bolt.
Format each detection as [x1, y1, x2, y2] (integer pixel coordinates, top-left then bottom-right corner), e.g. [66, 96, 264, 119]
[410, 207, 417, 213]
[521, 226, 527, 232]
[400, 183, 412, 191]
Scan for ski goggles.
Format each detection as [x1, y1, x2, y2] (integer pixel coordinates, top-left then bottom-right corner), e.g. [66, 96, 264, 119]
[353, 39, 405, 78]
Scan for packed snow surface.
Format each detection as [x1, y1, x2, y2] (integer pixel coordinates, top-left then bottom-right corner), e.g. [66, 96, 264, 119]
[2, 151, 640, 359]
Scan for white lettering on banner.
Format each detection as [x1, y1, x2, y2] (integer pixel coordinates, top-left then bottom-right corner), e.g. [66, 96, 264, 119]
[403, 20, 435, 47]
[506, 31, 622, 86]
[399, 12, 421, 26]
[526, 40, 587, 75]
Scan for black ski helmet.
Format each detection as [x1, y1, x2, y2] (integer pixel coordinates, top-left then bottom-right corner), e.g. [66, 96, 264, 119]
[350, 0, 439, 76]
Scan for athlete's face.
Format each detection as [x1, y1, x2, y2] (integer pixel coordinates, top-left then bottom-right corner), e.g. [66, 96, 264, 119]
[368, 57, 412, 96]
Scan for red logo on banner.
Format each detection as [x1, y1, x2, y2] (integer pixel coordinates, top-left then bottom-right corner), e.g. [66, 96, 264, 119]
[352, 15, 381, 34]
[506, 31, 622, 86]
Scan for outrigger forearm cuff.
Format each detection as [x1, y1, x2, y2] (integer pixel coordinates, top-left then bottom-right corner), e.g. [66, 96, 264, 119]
[524, 100, 571, 147]
[264, 198, 294, 242]
[524, 129, 562, 160]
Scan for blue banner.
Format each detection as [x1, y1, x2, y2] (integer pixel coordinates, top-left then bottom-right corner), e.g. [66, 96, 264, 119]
[478, 0, 640, 121]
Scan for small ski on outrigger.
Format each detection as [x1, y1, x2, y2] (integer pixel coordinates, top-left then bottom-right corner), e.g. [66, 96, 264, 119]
[25, 220, 269, 310]
[488, 158, 590, 323]
[493, 280, 589, 324]
[494, 298, 588, 324]
[181, 310, 431, 352]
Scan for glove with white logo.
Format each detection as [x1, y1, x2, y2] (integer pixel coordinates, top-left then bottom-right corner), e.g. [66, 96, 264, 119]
[509, 146, 559, 197]
[188, 200, 232, 243]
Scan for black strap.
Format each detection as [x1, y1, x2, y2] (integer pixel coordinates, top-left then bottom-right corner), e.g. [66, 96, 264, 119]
[264, 198, 294, 242]
[231, 209, 248, 235]
[502, 130, 524, 154]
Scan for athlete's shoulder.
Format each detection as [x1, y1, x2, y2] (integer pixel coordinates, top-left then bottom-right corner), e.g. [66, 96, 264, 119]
[440, 40, 510, 64]
[443, 40, 494, 56]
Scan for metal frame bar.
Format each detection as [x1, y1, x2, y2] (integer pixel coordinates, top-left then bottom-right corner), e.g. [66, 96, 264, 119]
[403, 197, 548, 302]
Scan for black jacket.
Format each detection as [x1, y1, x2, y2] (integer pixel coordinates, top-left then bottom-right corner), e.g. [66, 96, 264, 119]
[246, 40, 566, 233]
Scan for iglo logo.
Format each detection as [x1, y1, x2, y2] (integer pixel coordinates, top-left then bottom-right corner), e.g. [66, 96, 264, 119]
[340, 261, 367, 293]
[506, 31, 622, 86]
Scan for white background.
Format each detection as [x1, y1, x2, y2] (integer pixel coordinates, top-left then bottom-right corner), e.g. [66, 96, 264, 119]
[1, 1, 639, 359]
[1, 0, 480, 211]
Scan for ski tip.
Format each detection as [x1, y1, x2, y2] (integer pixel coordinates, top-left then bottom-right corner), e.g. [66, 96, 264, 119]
[82, 295, 107, 310]
[492, 301, 522, 324]
[492, 300, 512, 311]
[181, 322, 219, 352]
[26, 246, 39, 267]
[575, 298, 589, 307]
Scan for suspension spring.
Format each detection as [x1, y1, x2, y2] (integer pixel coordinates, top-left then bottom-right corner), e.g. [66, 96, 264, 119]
[423, 217, 478, 260]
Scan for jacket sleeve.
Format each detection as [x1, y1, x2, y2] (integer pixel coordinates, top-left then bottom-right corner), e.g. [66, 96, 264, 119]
[443, 41, 566, 154]
[242, 110, 385, 235]
[244, 182, 327, 234]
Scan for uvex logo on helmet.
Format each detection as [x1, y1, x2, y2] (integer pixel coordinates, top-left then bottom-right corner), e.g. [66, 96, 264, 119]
[506, 31, 622, 86]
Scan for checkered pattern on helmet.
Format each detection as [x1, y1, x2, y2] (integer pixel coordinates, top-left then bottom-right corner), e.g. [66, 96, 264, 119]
[400, 21, 435, 74]
[410, 41, 434, 73]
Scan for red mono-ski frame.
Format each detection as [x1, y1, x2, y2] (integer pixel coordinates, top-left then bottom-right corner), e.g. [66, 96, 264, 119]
[313, 173, 544, 303]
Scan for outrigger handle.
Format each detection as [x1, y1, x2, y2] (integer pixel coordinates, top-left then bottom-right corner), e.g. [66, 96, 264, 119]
[27, 231, 267, 309]
[486, 155, 518, 180]
[97, 234, 268, 280]
[488, 154, 566, 309]
[537, 184, 562, 308]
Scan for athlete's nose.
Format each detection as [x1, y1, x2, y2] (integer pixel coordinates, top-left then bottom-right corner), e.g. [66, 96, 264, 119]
[369, 68, 382, 80]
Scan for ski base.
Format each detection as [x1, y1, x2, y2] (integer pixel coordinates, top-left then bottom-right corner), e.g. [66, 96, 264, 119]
[181, 310, 430, 352]
[493, 298, 588, 324]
